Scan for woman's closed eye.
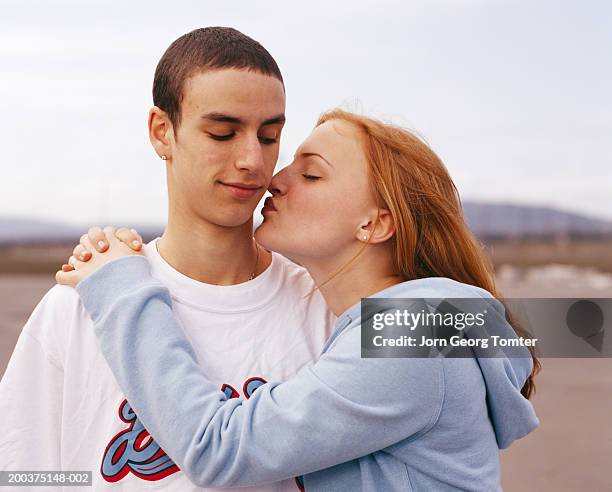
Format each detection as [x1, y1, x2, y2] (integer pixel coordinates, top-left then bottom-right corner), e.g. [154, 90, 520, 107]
[302, 174, 321, 181]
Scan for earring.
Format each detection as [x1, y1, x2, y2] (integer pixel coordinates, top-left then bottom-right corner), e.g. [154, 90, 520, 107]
[161, 155, 167, 160]
[363, 235, 368, 241]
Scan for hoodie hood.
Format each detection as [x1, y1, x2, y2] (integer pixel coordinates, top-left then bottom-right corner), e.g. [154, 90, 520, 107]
[344, 276, 540, 450]
[425, 279, 539, 449]
[474, 351, 539, 448]
[460, 295, 540, 449]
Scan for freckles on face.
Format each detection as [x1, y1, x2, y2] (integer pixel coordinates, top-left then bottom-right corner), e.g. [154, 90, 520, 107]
[166, 69, 286, 226]
[257, 120, 374, 259]
[287, 172, 353, 238]
[177, 70, 285, 175]
[292, 119, 373, 227]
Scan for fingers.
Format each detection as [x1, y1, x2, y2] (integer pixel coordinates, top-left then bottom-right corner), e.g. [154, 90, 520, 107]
[56, 254, 85, 287]
[55, 268, 80, 287]
[115, 227, 143, 251]
[60, 232, 93, 273]
[67, 255, 79, 269]
[88, 226, 108, 253]
[103, 226, 117, 245]
[57, 224, 142, 287]
[87, 225, 129, 252]
[73, 241, 92, 262]
[79, 233, 98, 256]
[130, 229, 143, 244]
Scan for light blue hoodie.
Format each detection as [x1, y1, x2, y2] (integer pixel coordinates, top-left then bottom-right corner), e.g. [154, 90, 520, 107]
[76, 256, 538, 491]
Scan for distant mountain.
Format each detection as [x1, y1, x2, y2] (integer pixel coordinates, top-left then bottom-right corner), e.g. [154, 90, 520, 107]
[462, 202, 612, 237]
[1, 202, 611, 244]
[0, 218, 163, 245]
[0, 218, 83, 243]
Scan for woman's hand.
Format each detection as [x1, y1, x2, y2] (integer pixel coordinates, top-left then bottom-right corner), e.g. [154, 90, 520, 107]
[55, 226, 145, 287]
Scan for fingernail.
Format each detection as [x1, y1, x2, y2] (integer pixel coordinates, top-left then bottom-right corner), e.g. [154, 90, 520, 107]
[132, 240, 141, 248]
[97, 241, 106, 250]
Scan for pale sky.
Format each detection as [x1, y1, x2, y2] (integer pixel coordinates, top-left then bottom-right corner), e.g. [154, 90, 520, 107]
[1, 0, 610, 225]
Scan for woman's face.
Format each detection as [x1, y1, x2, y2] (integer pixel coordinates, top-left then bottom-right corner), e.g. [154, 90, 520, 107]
[255, 119, 377, 264]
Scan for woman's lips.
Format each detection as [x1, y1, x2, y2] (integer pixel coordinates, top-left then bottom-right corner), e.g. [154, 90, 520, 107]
[261, 196, 277, 214]
[220, 182, 262, 200]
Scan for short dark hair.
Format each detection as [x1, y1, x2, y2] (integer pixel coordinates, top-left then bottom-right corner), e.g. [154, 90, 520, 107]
[153, 27, 284, 129]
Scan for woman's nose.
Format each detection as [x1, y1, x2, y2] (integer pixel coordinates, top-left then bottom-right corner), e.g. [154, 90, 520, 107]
[268, 169, 289, 196]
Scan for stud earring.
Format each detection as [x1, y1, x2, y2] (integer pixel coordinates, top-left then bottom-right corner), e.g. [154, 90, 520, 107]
[161, 155, 167, 160]
[363, 235, 368, 241]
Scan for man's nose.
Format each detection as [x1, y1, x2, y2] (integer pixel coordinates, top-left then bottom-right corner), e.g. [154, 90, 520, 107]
[235, 136, 265, 174]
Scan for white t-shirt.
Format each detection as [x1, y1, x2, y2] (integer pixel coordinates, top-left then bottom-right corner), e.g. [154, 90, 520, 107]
[0, 239, 336, 491]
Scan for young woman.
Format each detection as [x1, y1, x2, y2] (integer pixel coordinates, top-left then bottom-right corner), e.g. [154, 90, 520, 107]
[58, 109, 539, 491]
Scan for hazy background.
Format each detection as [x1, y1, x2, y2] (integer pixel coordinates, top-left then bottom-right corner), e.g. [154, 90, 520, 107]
[1, 0, 611, 225]
[1, 1, 611, 491]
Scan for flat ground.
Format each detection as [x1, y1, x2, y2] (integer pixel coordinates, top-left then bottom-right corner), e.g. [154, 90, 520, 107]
[1, 269, 610, 491]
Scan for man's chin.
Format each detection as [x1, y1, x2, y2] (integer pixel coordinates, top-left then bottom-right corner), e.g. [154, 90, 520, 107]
[189, 209, 256, 229]
[224, 216, 257, 228]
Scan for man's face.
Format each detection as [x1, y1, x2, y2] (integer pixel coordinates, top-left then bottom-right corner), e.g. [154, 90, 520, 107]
[165, 69, 286, 228]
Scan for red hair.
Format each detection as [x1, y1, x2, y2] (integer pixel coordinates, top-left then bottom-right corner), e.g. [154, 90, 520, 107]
[317, 109, 540, 398]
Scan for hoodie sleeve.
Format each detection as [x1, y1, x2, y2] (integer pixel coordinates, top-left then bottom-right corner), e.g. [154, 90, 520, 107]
[76, 256, 444, 488]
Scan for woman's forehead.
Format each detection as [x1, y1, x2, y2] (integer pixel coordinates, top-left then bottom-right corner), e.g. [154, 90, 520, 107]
[304, 120, 364, 161]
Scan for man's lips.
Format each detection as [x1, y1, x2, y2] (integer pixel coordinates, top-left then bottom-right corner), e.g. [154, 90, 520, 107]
[220, 181, 262, 200]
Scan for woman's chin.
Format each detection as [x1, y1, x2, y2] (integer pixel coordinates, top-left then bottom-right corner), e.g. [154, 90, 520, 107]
[255, 222, 294, 259]
[254, 221, 278, 250]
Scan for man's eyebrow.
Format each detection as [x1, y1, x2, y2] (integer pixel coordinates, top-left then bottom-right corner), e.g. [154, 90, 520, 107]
[301, 152, 334, 168]
[201, 113, 242, 124]
[200, 113, 286, 126]
[261, 114, 286, 126]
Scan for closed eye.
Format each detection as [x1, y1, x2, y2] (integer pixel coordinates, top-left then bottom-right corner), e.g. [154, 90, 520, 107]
[259, 136, 278, 145]
[302, 174, 321, 181]
[208, 132, 235, 141]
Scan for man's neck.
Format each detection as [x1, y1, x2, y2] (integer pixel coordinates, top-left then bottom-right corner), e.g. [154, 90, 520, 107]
[157, 215, 270, 286]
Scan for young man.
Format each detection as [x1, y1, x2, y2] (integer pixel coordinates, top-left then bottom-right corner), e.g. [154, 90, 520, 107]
[0, 27, 335, 490]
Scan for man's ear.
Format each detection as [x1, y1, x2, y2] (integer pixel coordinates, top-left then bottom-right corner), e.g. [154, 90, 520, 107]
[148, 106, 173, 160]
[356, 208, 395, 244]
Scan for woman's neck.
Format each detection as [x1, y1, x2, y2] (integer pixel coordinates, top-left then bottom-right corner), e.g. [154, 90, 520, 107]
[305, 249, 403, 316]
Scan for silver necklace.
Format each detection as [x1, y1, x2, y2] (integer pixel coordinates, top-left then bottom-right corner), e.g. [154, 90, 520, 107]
[248, 241, 260, 281]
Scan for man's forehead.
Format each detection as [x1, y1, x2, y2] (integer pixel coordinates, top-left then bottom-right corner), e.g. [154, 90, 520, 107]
[182, 69, 285, 123]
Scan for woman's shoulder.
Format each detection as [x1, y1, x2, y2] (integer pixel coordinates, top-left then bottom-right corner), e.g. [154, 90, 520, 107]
[383, 277, 495, 301]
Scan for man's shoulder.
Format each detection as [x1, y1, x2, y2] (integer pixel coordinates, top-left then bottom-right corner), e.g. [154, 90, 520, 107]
[15, 284, 90, 369]
[38, 283, 85, 311]
[271, 253, 335, 320]
[273, 253, 312, 281]
[24, 284, 89, 339]
[272, 253, 318, 296]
